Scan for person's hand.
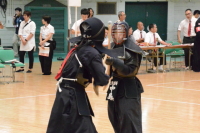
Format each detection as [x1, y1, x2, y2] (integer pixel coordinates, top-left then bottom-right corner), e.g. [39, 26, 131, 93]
[166, 43, 172, 46]
[178, 39, 182, 44]
[39, 41, 45, 46]
[22, 39, 27, 45]
[149, 43, 156, 46]
[140, 38, 144, 41]
[105, 56, 113, 65]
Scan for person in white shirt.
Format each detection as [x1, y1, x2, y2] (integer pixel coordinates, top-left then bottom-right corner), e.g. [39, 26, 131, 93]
[71, 8, 89, 36]
[178, 9, 197, 69]
[17, 11, 36, 73]
[145, 23, 171, 71]
[116, 11, 126, 23]
[133, 22, 146, 44]
[39, 15, 55, 75]
[193, 10, 200, 19]
[103, 26, 109, 47]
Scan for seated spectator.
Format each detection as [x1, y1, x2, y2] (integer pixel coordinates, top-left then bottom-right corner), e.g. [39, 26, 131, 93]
[133, 21, 146, 43]
[145, 23, 171, 71]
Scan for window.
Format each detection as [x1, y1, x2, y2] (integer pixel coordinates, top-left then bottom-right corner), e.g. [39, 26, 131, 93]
[97, 2, 116, 15]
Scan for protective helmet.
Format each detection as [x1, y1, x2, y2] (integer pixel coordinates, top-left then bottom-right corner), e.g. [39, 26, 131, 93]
[111, 22, 128, 45]
[80, 17, 105, 42]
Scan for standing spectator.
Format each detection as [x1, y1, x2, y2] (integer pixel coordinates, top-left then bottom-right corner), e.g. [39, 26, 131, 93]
[145, 24, 171, 71]
[88, 8, 94, 18]
[16, 11, 36, 73]
[71, 8, 89, 36]
[133, 22, 146, 43]
[39, 15, 55, 75]
[178, 9, 197, 70]
[116, 11, 126, 23]
[12, 7, 24, 57]
[193, 10, 200, 19]
[192, 18, 200, 72]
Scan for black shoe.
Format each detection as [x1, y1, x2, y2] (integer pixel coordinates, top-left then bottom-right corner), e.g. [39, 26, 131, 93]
[16, 69, 24, 72]
[43, 72, 51, 75]
[26, 70, 32, 73]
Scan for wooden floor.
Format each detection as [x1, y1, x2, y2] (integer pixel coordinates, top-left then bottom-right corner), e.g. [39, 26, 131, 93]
[0, 61, 200, 133]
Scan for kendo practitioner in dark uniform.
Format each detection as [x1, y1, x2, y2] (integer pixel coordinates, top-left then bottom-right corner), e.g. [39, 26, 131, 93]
[104, 22, 144, 133]
[193, 18, 200, 72]
[46, 17, 109, 133]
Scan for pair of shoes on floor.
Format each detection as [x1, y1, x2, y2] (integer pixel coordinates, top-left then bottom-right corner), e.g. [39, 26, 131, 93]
[16, 69, 24, 72]
[26, 70, 32, 73]
[43, 72, 51, 75]
[16, 69, 32, 73]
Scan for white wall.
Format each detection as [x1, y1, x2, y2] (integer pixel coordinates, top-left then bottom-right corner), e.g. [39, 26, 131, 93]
[1, 0, 200, 46]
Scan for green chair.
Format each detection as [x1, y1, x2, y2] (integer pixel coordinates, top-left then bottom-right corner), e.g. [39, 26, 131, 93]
[166, 50, 184, 70]
[165, 42, 184, 70]
[0, 49, 25, 82]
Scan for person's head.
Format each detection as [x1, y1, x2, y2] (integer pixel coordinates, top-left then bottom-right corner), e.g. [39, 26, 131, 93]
[112, 22, 128, 45]
[23, 11, 31, 22]
[15, 7, 22, 16]
[185, 9, 192, 20]
[128, 26, 133, 36]
[88, 8, 94, 18]
[81, 8, 89, 21]
[149, 23, 157, 33]
[193, 10, 200, 18]
[42, 15, 51, 25]
[118, 11, 126, 21]
[137, 21, 144, 31]
[105, 26, 108, 38]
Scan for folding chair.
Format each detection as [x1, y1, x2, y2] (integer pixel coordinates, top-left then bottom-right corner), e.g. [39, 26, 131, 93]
[0, 49, 25, 83]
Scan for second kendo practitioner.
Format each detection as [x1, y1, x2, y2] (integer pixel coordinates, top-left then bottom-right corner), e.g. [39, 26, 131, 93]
[46, 17, 109, 133]
[105, 22, 144, 133]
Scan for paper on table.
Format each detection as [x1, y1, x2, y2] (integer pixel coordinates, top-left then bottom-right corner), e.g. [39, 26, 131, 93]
[155, 45, 166, 47]
[38, 46, 50, 57]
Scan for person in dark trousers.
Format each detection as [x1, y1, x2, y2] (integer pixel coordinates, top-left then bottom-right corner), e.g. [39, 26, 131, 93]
[46, 17, 109, 133]
[178, 9, 197, 70]
[39, 15, 55, 75]
[105, 22, 144, 133]
[17, 11, 36, 73]
[12, 7, 24, 57]
[192, 18, 200, 72]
